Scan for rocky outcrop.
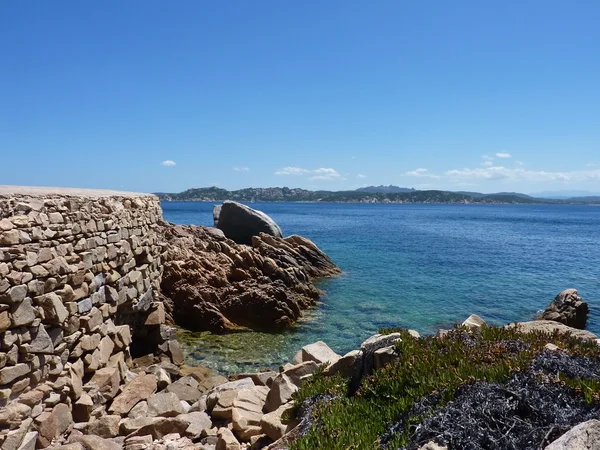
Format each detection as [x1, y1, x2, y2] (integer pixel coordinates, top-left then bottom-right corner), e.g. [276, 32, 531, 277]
[159, 224, 340, 332]
[215, 201, 283, 245]
[506, 320, 598, 341]
[538, 289, 589, 329]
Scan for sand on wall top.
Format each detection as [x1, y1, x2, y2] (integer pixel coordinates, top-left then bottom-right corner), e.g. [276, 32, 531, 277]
[0, 185, 157, 199]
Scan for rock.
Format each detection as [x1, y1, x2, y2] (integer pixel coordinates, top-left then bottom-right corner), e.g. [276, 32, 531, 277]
[126, 417, 189, 440]
[0, 363, 30, 384]
[0, 402, 31, 426]
[38, 292, 69, 324]
[147, 392, 186, 417]
[49, 445, 84, 450]
[211, 390, 239, 420]
[545, 419, 600, 449]
[16, 432, 38, 450]
[164, 376, 201, 403]
[216, 201, 283, 245]
[462, 314, 486, 329]
[260, 403, 298, 441]
[176, 411, 212, 439]
[145, 302, 165, 326]
[127, 401, 148, 420]
[545, 343, 560, 352]
[108, 373, 157, 415]
[88, 366, 121, 400]
[120, 417, 159, 435]
[213, 205, 222, 227]
[231, 386, 270, 441]
[300, 341, 340, 366]
[264, 374, 298, 412]
[26, 325, 54, 353]
[538, 289, 589, 329]
[282, 361, 318, 386]
[216, 427, 241, 450]
[324, 350, 362, 377]
[37, 403, 73, 448]
[70, 434, 122, 450]
[159, 224, 339, 332]
[291, 351, 303, 365]
[507, 320, 598, 341]
[418, 442, 448, 450]
[123, 435, 152, 450]
[373, 345, 398, 370]
[2, 418, 33, 450]
[211, 377, 255, 394]
[11, 297, 37, 327]
[146, 364, 171, 389]
[73, 393, 94, 423]
[231, 371, 277, 387]
[349, 333, 403, 394]
[86, 415, 121, 438]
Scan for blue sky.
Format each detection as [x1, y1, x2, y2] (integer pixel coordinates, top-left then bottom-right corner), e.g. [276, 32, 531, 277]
[1, 1, 599, 194]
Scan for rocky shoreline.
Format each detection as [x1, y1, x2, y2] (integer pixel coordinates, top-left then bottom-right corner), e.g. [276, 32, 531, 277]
[158, 207, 340, 333]
[6, 305, 596, 450]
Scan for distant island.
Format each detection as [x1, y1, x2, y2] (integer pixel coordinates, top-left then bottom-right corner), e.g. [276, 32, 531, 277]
[154, 185, 600, 205]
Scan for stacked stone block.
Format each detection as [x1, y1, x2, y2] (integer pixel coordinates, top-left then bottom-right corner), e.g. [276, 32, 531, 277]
[0, 187, 178, 447]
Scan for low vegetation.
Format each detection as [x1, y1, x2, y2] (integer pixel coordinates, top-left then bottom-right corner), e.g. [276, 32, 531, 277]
[290, 326, 600, 450]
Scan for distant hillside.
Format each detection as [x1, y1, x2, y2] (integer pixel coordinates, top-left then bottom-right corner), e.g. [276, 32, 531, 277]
[531, 190, 600, 199]
[355, 185, 416, 194]
[154, 186, 600, 204]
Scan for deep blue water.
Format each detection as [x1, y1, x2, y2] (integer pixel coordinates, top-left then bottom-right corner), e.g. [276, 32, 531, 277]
[163, 202, 600, 373]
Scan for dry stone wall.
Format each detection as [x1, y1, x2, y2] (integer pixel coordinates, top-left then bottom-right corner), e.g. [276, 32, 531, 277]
[0, 187, 180, 447]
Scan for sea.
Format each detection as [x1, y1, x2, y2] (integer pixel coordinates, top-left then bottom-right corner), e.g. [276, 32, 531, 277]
[162, 202, 600, 374]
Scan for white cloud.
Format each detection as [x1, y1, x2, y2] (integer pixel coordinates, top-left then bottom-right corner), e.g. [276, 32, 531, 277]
[161, 160, 176, 167]
[402, 161, 600, 185]
[275, 166, 310, 176]
[233, 167, 250, 172]
[405, 168, 440, 179]
[308, 168, 342, 181]
[275, 166, 342, 181]
[444, 166, 600, 183]
[496, 152, 512, 158]
[357, 174, 366, 178]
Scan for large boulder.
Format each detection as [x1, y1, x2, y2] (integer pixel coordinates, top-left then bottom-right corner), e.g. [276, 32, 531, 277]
[507, 320, 597, 341]
[300, 342, 340, 366]
[216, 201, 283, 245]
[538, 289, 589, 329]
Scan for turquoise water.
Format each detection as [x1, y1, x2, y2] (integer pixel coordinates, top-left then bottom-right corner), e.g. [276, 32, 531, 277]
[163, 202, 600, 373]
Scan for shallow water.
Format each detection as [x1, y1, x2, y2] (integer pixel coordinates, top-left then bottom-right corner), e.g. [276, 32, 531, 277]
[163, 202, 600, 374]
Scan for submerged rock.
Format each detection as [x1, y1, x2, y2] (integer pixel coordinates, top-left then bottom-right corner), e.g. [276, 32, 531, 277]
[216, 201, 283, 245]
[538, 289, 589, 329]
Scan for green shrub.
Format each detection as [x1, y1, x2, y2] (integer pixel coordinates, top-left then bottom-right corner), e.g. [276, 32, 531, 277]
[290, 326, 600, 450]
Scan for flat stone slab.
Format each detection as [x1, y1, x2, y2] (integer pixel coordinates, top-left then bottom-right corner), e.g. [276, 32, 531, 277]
[0, 185, 155, 198]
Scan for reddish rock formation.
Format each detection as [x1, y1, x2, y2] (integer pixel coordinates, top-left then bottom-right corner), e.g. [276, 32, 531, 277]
[159, 224, 341, 333]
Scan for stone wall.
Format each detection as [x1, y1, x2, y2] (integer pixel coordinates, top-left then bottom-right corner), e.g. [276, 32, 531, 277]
[0, 187, 179, 447]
